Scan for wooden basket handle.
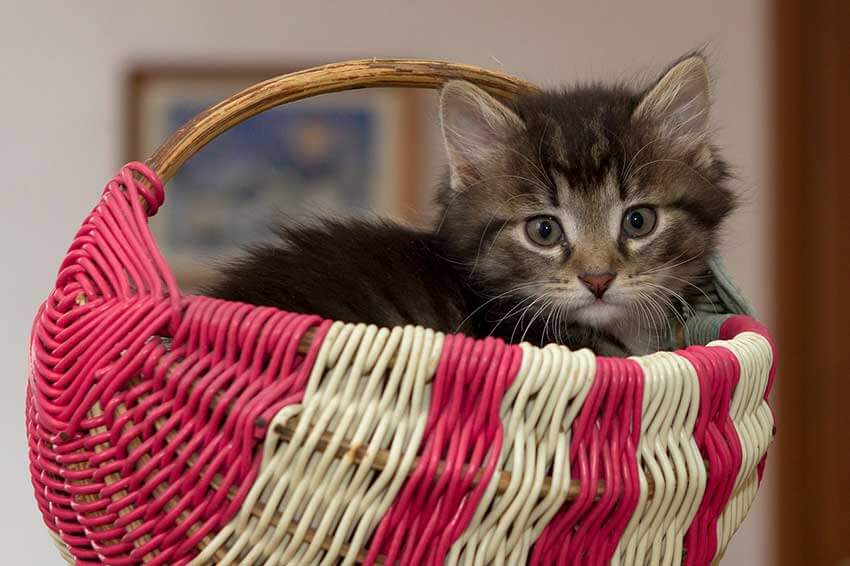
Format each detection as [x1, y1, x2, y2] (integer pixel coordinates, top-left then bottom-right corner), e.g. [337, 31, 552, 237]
[146, 58, 541, 183]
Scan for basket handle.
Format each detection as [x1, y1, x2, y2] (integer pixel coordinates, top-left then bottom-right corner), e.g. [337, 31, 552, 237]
[146, 58, 540, 183]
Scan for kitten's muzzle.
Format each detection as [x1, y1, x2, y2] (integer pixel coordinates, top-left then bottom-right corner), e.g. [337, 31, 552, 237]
[579, 272, 616, 299]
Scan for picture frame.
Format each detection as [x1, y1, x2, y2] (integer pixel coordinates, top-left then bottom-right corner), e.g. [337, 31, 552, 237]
[125, 64, 424, 289]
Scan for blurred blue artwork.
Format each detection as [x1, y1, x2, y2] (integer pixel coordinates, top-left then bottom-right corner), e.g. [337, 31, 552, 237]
[165, 101, 377, 255]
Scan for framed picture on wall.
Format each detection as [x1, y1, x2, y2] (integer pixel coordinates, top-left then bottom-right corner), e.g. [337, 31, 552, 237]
[125, 64, 424, 289]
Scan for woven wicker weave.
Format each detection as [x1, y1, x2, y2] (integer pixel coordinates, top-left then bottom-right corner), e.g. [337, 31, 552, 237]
[26, 60, 775, 566]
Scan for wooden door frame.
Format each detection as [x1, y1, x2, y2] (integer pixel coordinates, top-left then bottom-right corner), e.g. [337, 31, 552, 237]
[772, 1, 850, 564]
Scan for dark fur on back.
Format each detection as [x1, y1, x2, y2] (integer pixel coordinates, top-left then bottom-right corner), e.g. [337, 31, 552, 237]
[205, 220, 471, 333]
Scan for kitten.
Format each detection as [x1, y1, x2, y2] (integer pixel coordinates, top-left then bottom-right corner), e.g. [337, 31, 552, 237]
[206, 54, 734, 355]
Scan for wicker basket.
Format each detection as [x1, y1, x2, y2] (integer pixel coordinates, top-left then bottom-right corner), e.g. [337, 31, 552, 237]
[26, 60, 775, 566]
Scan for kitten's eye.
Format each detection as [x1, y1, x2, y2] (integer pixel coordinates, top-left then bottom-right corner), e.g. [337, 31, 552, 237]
[622, 207, 657, 238]
[525, 216, 564, 247]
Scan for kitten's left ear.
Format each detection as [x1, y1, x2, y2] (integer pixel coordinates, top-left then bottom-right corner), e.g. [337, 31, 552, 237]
[634, 55, 711, 142]
[439, 80, 525, 190]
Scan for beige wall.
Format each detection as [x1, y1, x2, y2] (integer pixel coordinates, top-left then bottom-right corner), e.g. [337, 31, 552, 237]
[0, 1, 772, 563]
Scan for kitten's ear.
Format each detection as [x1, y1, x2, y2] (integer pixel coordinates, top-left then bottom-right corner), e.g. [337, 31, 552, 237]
[634, 55, 711, 142]
[440, 80, 525, 190]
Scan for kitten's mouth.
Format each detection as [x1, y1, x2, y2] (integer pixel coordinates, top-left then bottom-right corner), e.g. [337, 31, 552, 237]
[574, 299, 626, 327]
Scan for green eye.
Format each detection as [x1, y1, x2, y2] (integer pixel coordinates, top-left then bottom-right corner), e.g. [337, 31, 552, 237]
[525, 216, 564, 247]
[622, 207, 657, 238]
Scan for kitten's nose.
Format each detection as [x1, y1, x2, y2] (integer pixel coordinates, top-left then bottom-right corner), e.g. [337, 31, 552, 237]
[579, 272, 616, 298]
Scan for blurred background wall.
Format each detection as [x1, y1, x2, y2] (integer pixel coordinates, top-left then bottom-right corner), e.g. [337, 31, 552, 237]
[0, 1, 772, 563]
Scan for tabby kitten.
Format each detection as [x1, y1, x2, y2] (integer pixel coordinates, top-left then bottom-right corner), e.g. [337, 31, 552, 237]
[206, 54, 734, 355]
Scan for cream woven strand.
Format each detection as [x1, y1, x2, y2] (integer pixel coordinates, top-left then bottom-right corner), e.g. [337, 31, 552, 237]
[614, 351, 704, 566]
[192, 323, 442, 565]
[446, 343, 595, 565]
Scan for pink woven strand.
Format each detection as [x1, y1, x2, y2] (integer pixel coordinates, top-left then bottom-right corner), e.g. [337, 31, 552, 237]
[530, 356, 644, 565]
[719, 315, 776, 483]
[591, 359, 643, 562]
[27, 162, 184, 562]
[26, 163, 333, 564]
[126, 300, 331, 565]
[364, 335, 521, 565]
[678, 345, 742, 565]
[33, 163, 179, 441]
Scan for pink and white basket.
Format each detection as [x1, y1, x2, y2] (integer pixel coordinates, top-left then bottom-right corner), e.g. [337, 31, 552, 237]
[26, 60, 775, 565]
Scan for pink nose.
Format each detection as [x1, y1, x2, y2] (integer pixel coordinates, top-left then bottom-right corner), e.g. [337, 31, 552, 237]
[579, 272, 616, 298]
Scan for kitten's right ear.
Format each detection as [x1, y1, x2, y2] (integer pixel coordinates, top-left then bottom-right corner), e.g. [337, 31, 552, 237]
[634, 54, 711, 143]
[439, 80, 525, 191]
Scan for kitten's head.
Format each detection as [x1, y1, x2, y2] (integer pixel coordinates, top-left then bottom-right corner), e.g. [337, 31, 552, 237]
[437, 54, 734, 339]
